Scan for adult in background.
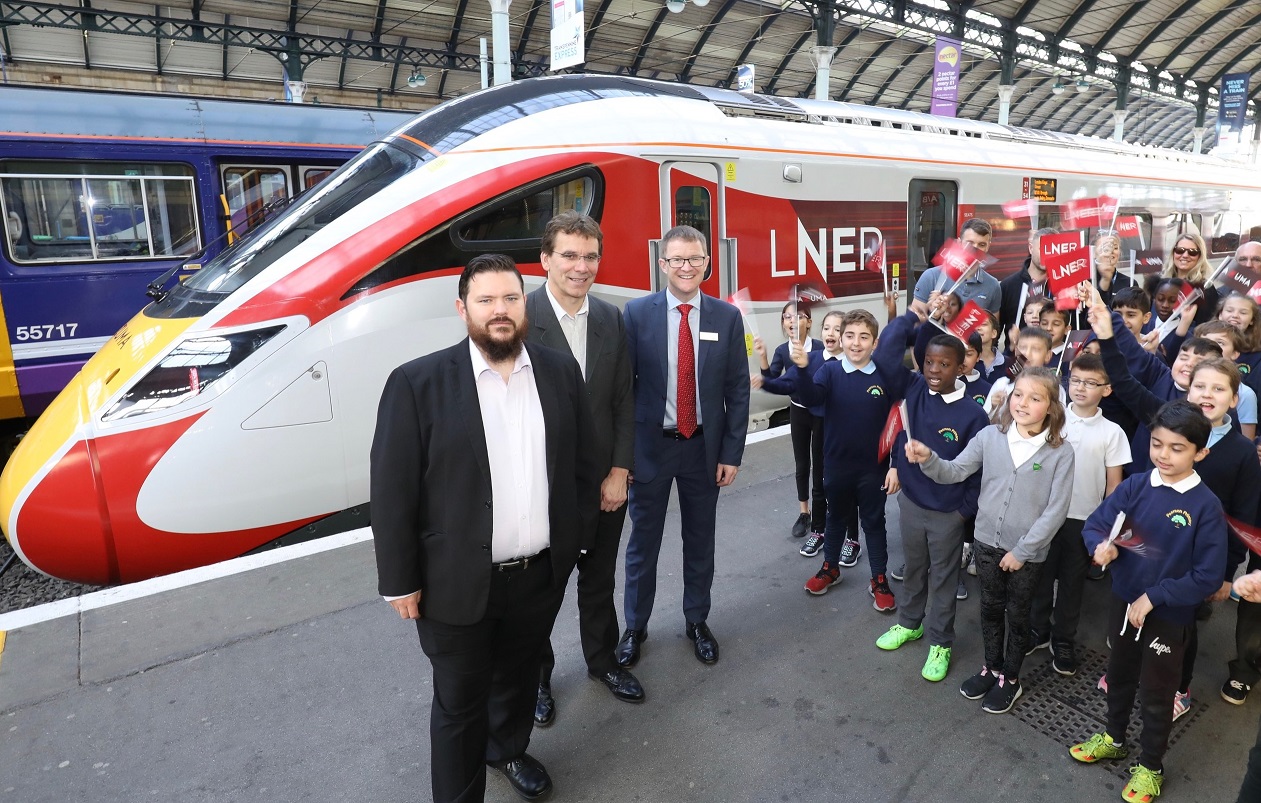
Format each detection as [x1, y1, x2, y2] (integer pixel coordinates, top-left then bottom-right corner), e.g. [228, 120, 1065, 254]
[998, 226, 1057, 351]
[1146, 232, 1218, 328]
[371, 254, 601, 803]
[616, 225, 751, 668]
[527, 212, 644, 728]
[913, 218, 1002, 316]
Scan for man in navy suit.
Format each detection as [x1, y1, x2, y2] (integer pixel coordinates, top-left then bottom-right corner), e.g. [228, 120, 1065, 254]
[615, 225, 751, 667]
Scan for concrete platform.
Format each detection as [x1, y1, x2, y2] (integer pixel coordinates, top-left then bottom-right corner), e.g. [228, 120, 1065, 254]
[0, 432, 1256, 802]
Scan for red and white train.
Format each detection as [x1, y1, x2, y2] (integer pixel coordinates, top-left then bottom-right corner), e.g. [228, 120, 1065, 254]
[4, 74, 1260, 584]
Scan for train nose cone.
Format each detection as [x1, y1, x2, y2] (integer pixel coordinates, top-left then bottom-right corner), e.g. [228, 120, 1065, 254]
[0, 373, 117, 584]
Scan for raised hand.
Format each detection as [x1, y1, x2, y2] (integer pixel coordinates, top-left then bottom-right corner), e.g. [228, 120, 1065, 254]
[789, 341, 809, 368]
[903, 439, 931, 464]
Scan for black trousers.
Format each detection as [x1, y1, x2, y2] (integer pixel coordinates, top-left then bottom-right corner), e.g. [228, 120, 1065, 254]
[789, 404, 827, 532]
[540, 502, 629, 680]
[975, 541, 1043, 679]
[1237, 712, 1261, 802]
[1105, 595, 1192, 772]
[1030, 518, 1090, 647]
[416, 560, 566, 803]
[1232, 599, 1261, 687]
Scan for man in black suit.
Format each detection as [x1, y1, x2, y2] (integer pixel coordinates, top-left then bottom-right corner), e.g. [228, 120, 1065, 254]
[371, 254, 600, 803]
[526, 212, 644, 726]
[616, 225, 751, 668]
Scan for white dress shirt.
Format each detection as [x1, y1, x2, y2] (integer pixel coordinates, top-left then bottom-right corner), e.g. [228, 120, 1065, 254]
[1006, 423, 1049, 469]
[1149, 468, 1202, 493]
[470, 340, 551, 562]
[544, 283, 589, 379]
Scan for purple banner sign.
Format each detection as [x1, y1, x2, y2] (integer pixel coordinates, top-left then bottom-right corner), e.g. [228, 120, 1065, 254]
[931, 37, 961, 117]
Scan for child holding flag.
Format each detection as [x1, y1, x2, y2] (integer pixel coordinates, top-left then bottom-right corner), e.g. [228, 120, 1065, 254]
[904, 367, 1074, 714]
[1072, 401, 1227, 803]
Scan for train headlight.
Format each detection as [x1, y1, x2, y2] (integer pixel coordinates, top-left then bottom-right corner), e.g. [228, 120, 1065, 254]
[102, 326, 286, 422]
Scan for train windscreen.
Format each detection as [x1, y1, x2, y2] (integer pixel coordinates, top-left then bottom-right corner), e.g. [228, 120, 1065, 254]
[148, 142, 419, 317]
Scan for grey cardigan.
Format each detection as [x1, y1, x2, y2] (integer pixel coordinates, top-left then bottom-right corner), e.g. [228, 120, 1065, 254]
[919, 425, 1074, 564]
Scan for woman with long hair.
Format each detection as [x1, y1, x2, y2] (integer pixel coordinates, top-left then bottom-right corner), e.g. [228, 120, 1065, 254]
[1147, 232, 1217, 326]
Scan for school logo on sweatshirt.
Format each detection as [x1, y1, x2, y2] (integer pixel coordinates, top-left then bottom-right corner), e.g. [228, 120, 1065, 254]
[1241, 364, 1252, 375]
[938, 428, 960, 443]
[867, 385, 885, 397]
[972, 394, 986, 406]
[1166, 509, 1192, 528]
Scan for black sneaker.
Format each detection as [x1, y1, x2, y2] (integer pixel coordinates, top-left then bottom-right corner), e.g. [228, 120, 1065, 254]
[890, 563, 905, 581]
[791, 512, 810, 539]
[838, 538, 862, 568]
[981, 675, 1023, 714]
[799, 532, 824, 557]
[1222, 678, 1252, 705]
[1051, 642, 1078, 676]
[956, 580, 968, 601]
[1026, 631, 1050, 656]
[960, 666, 998, 700]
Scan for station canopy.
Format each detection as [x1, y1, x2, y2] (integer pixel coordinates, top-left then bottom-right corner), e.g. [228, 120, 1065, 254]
[0, 0, 1257, 152]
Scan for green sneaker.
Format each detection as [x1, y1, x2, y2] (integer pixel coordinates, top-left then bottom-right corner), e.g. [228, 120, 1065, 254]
[921, 644, 951, 681]
[1069, 733, 1129, 764]
[876, 624, 923, 651]
[1122, 765, 1162, 802]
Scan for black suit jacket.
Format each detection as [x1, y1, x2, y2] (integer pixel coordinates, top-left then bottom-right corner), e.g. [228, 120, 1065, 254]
[370, 339, 601, 626]
[525, 287, 634, 483]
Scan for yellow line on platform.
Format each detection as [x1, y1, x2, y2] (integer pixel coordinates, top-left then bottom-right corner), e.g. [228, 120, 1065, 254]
[0, 630, 7, 673]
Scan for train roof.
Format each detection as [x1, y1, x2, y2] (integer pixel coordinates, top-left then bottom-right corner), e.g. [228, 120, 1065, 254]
[397, 74, 1247, 174]
[0, 84, 417, 147]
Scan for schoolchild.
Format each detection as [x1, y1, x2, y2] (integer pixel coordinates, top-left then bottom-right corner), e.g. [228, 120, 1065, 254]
[1028, 353, 1131, 675]
[1072, 400, 1228, 803]
[1217, 292, 1261, 401]
[976, 312, 1004, 381]
[791, 310, 897, 609]
[1194, 320, 1258, 439]
[905, 367, 1074, 713]
[1088, 301, 1260, 724]
[1036, 298, 1070, 359]
[755, 303, 824, 542]
[871, 309, 990, 682]
[985, 327, 1063, 416]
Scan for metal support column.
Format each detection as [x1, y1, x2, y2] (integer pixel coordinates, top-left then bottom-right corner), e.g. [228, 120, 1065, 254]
[489, 0, 512, 85]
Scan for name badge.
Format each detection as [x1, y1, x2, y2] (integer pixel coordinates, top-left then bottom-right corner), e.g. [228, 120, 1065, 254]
[700, 331, 719, 341]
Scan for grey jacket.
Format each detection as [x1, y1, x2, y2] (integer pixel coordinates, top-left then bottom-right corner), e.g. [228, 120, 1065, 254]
[919, 425, 1074, 564]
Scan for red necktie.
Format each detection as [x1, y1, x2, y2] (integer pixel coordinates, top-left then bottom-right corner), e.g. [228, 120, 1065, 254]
[677, 303, 697, 438]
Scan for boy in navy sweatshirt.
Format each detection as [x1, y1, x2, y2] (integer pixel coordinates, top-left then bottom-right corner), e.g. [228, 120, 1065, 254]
[791, 310, 898, 610]
[1071, 400, 1227, 803]
[872, 309, 990, 683]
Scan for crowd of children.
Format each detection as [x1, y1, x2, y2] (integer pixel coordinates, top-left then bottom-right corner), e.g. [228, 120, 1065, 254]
[751, 240, 1261, 802]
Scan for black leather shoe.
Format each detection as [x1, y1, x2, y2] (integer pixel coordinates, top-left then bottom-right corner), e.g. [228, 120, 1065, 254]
[686, 621, 719, 665]
[589, 667, 645, 703]
[489, 753, 552, 801]
[534, 682, 555, 727]
[615, 628, 646, 668]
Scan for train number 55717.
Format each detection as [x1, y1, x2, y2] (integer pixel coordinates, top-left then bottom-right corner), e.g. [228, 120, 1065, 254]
[14, 324, 79, 341]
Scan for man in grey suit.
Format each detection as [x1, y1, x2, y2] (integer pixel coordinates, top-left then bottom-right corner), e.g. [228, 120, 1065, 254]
[527, 212, 644, 726]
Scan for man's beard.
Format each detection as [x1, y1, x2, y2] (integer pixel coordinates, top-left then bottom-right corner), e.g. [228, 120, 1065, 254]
[469, 313, 528, 363]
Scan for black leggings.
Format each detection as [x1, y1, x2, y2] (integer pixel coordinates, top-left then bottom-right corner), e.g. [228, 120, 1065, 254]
[789, 404, 827, 532]
[975, 541, 1043, 680]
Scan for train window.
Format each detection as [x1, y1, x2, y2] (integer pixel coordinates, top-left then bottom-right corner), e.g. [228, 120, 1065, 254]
[222, 167, 291, 240]
[674, 187, 712, 280]
[455, 175, 595, 245]
[1204, 212, 1242, 255]
[302, 168, 336, 190]
[0, 161, 199, 264]
[342, 166, 605, 300]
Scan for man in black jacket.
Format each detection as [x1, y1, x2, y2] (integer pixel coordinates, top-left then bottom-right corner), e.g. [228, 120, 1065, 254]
[527, 212, 644, 725]
[371, 254, 601, 803]
[998, 227, 1057, 351]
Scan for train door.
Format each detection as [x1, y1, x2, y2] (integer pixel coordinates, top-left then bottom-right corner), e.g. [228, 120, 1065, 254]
[653, 160, 737, 299]
[906, 179, 958, 302]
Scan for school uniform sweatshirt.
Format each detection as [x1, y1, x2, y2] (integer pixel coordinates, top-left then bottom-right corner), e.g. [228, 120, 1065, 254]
[1082, 471, 1228, 626]
[918, 425, 1075, 563]
[762, 338, 824, 408]
[793, 354, 893, 469]
[875, 312, 990, 517]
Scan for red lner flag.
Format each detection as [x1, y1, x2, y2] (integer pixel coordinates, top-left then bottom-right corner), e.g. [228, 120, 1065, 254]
[1115, 216, 1142, 240]
[1002, 198, 1039, 220]
[947, 300, 988, 343]
[1221, 264, 1261, 299]
[1042, 232, 1089, 310]
[1229, 516, 1261, 557]
[933, 238, 987, 282]
[877, 400, 907, 463]
[1061, 195, 1119, 230]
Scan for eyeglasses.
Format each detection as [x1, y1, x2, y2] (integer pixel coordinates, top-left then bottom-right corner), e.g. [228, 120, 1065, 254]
[782, 312, 810, 321]
[553, 251, 601, 264]
[663, 255, 709, 268]
[1068, 377, 1109, 389]
[1172, 247, 1201, 257]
